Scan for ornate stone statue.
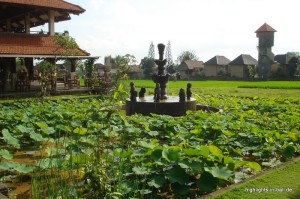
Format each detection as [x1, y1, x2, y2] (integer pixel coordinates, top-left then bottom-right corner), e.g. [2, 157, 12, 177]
[139, 87, 146, 98]
[179, 88, 186, 102]
[187, 83, 192, 100]
[154, 83, 161, 102]
[130, 82, 135, 93]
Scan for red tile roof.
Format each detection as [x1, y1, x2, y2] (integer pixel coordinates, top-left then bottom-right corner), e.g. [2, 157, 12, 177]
[0, 33, 90, 57]
[0, 0, 85, 14]
[255, 23, 276, 33]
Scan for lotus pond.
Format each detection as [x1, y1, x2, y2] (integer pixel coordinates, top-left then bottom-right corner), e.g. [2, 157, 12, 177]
[0, 92, 300, 198]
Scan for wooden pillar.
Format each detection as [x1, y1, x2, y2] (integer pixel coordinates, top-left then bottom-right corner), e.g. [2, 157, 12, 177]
[8, 58, 16, 73]
[25, 58, 34, 79]
[6, 19, 11, 32]
[25, 13, 31, 34]
[48, 10, 55, 35]
[70, 59, 77, 72]
[0, 58, 5, 91]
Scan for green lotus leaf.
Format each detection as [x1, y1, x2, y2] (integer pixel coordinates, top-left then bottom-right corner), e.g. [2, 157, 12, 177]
[171, 183, 189, 196]
[210, 166, 234, 180]
[148, 175, 165, 188]
[2, 129, 20, 149]
[14, 164, 34, 173]
[247, 161, 261, 171]
[166, 166, 189, 184]
[162, 148, 180, 162]
[29, 131, 44, 141]
[196, 171, 218, 193]
[73, 127, 88, 135]
[151, 149, 162, 161]
[208, 145, 223, 156]
[199, 145, 210, 157]
[0, 149, 13, 160]
[178, 159, 204, 170]
[132, 166, 150, 175]
[183, 148, 202, 156]
[283, 145, 295, 159]
[17, 125, 32, 133]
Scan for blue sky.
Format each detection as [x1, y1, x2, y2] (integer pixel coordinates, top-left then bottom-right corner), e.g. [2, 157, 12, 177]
[52, 0, 299, 64]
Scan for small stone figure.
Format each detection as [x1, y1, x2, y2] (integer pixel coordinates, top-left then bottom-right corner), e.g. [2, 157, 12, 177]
[154, 83, 161, 102]
[130, 82, 135, 93]
[139, 87, 146, 98]
[187, 83, 192, 100]
[130, 82, 137, 102]
[179, 88, 186, 102]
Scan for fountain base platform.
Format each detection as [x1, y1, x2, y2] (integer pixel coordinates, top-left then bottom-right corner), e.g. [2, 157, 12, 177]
[126, 96, 197, 116]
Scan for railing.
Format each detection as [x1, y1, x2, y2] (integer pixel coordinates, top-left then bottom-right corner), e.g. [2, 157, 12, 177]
[0, 30, 68, 36]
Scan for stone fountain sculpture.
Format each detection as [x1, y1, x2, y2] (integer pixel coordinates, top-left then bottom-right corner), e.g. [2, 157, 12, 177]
[152, 44, 170, 99]
[125, 43, 199, 116]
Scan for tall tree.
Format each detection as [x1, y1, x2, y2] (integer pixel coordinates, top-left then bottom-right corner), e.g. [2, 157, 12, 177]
[124, 54, 137, 65]
[288, 57, 299, 77]
[148, 42, 155, 60]
[176, 51, 199, 64]
[111, 55, 132, 85]
[165, 41, 173, 67]
[287, 52, 300, 77]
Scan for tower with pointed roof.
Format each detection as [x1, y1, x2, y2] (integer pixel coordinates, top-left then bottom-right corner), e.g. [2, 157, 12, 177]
[255, 23, 276, 78]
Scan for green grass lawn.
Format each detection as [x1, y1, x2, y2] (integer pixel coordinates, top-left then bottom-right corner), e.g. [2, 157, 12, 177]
[125, 80, 300, 89]
[123, 80, 300, 98]
[211, 158, 300, 199]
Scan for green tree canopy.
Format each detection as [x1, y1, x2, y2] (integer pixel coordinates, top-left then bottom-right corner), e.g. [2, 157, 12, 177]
[287, 52, 300, 77]
[176, 51, 199, 64]
[288, 57, 299, 77]
[54, 35, 79, 56]
[140, 57, 156, 78]
[111, 55, 136, 84]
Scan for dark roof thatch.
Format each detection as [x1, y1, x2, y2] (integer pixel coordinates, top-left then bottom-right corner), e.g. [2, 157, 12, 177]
[204, 55, 231, 65]
[274, 54, 288, 65]
[255, 23, 276, 33]
[229, 54, 258, 65]
[178, 60, 204, 70]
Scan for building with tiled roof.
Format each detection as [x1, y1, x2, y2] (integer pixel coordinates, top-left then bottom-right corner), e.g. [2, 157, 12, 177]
[177, 60, 204, 79]
[229, 54, 258, 78]
[0, 0, 92, 93]
[204, 55, 231, 77]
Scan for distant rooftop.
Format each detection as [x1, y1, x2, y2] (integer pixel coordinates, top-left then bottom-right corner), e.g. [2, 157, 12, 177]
[274, 54, 288, 65]
[255, 23, 276, 33]
[181, 60, 204, 70]
[204, 55, 231, 65]
[229, 54, 258, 65]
